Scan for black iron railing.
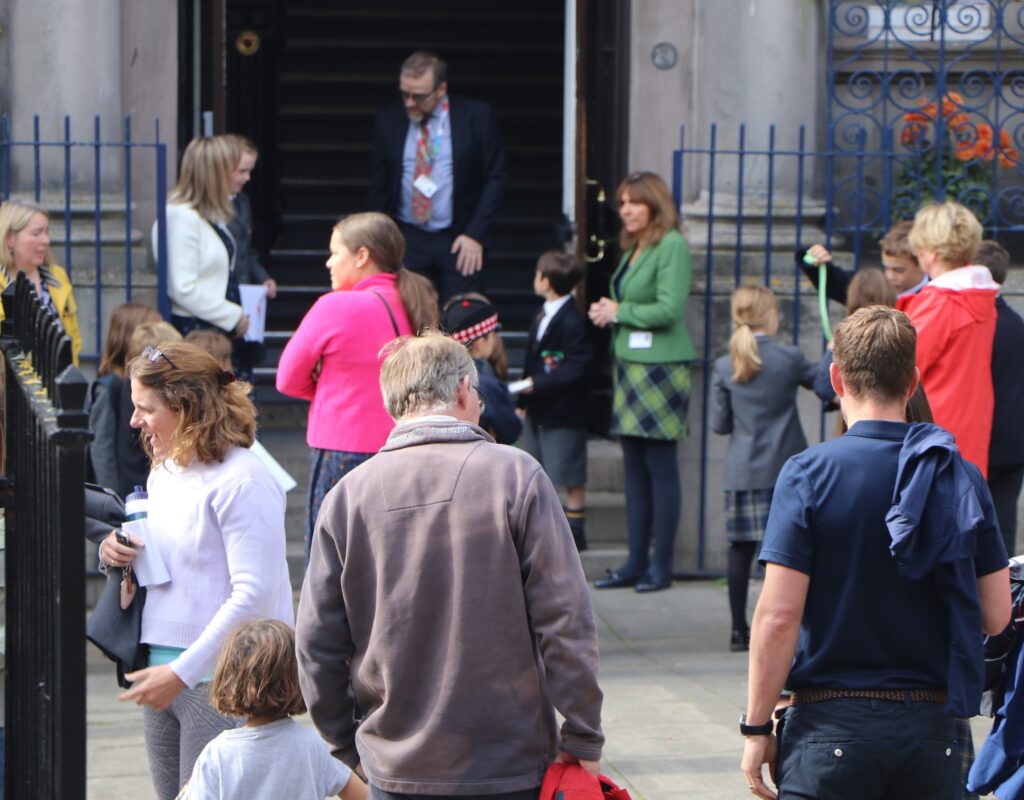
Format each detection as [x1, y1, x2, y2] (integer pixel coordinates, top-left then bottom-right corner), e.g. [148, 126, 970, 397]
[0, 274, 90, 799]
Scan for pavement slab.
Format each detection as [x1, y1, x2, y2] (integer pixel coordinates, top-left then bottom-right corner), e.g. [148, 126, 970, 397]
[85, 579, 999, 799]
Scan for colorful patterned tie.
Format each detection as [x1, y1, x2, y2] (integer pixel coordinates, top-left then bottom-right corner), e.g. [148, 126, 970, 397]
[412, 119, 432, 224]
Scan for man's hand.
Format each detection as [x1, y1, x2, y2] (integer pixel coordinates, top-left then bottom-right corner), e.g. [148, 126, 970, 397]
[119, 664, 186, 712]
[263, 278, 279, 299]
[804, 244, 832, 266]
[741, 734, 779, 799]
[555, 750, 600, 777]
[234, 313, 250, 339]
[451, 234, 484, 275]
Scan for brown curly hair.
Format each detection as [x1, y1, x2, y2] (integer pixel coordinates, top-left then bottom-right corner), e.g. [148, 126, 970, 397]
[127, 340, 255, 466]
[209, 619, 306, 718]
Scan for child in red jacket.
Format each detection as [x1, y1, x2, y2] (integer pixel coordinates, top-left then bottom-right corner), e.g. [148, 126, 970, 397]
[904, 201, 998, 476]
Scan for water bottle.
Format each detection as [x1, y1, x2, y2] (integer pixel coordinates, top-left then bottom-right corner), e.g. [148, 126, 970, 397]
[125, 486, 149, 522]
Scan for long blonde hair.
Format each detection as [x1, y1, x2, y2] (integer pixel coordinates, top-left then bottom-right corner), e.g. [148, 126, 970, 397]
[729, 286, 777, 383]
[169, 137, 235, 223]
[333, 212, 439, 332]
[0, 198, 53, 274]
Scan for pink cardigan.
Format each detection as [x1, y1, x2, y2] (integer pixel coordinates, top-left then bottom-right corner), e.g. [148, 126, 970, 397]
[276, 273, 413, 452]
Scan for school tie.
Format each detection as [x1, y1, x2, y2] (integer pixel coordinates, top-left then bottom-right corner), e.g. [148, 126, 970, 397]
[412, 118, 432, 224]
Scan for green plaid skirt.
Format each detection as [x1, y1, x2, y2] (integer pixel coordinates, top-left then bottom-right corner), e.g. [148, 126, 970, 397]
[611, 360, 691, 441]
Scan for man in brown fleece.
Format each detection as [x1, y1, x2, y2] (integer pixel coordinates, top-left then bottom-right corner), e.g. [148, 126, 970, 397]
[296, 331, 604, 800]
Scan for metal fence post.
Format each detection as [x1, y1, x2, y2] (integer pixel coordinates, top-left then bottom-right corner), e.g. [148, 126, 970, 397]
[2, 275, 90, 800]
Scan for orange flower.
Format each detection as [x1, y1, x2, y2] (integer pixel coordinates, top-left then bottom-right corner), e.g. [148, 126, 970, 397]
[954, 123, 994, 162]
[997, 128, 1019, 169]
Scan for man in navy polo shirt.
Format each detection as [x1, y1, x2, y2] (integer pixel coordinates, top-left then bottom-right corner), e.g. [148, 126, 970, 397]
[740, 306, 1011, 800]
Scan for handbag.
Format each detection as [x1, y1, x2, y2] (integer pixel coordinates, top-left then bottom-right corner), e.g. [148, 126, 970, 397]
[86, 563, 148, 689]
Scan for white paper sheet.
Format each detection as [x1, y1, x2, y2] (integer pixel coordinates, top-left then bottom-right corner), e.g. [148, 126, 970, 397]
[122, 519, 171, 587]
[239, 283, 268, 343]
[251, 440, 298, 493]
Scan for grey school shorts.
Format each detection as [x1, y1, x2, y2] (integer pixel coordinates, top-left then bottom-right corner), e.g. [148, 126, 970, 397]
[521, 419, 588, 487]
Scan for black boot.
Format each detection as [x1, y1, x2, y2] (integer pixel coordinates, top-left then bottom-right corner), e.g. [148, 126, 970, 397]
[565, 507, 588, 552]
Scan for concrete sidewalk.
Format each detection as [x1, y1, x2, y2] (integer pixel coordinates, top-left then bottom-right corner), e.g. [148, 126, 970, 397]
[84, 579, 997, 799]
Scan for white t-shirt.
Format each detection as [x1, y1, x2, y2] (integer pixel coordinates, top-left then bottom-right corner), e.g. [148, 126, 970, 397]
[185, 717, 352, 799]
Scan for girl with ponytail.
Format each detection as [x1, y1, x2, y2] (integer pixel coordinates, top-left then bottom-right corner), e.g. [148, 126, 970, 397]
[711, 286, 817, 651]
[276, 212, 439, 565]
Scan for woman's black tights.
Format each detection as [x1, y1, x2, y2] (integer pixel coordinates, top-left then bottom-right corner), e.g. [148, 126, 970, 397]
[619, 435, 681, 582]
[728, 541, 759, 633]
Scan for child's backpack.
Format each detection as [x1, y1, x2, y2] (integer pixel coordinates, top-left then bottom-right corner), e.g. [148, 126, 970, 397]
[981, 557, 1024, 715]
[539, 762, 631, 800]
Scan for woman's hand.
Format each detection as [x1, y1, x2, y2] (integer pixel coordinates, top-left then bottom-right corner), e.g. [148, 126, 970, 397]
[588, 298, 620, 328]
[118, 665, 186, 712]
[100, 529, 143, 569]
[233, 313, 250, 339]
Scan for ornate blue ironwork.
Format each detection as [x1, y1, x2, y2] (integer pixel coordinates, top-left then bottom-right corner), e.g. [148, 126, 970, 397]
[828, 0, 1024, 240]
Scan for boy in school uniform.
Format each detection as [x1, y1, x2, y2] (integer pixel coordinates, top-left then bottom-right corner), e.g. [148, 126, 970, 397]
[797, 220, 929, 305]
[519, 251, 592, 551]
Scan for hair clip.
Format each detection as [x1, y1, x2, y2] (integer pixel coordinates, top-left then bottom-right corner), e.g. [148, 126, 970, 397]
[219, 370, 237, 386]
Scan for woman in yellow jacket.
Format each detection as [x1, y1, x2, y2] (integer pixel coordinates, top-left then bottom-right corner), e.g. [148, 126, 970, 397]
[0, 198, 82, 364]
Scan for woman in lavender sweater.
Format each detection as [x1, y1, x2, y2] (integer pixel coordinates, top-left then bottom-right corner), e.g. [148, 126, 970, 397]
[276, 212, 438, 564]
[98, 341, 294, 799]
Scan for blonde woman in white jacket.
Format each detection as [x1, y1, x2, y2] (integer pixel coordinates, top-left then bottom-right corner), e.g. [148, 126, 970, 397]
[154, 137, 250, 340]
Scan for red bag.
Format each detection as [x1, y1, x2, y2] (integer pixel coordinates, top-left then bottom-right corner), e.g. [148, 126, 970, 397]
[539, 762, 631, 800]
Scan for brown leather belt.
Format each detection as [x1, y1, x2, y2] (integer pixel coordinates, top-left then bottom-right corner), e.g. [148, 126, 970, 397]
[792, 687, 947, 705]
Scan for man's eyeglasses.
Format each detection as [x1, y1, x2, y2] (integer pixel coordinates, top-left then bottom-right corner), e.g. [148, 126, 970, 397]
[398, 88, 437, 104]
[142, 346, 179, 371]
[472, 384, 487, 412]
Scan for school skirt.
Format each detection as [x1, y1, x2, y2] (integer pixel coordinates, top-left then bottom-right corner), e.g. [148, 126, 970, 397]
[725, 488, 774, 543]
[611, 360, 691, 441]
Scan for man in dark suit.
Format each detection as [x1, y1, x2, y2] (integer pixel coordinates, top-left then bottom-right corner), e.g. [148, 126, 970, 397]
[368, 51, 507, 302]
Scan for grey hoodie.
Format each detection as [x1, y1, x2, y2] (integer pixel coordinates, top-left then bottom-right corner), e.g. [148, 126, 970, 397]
[296, 418, 604, 796]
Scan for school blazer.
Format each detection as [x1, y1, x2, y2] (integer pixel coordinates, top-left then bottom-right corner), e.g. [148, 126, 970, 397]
[156, 202, 243, 333]
[609, 229, 695, 364]
[521, 299, 591, 429]
[711, 336, 817, 491]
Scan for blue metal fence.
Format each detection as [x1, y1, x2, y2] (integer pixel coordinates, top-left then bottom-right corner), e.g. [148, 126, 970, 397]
[0, 114, 169, 365]
[828, 0, 1024, 248]
[671, 0, 1024, 575]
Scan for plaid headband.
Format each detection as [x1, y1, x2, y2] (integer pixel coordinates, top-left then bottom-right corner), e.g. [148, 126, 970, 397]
[450, 313, 499, 345]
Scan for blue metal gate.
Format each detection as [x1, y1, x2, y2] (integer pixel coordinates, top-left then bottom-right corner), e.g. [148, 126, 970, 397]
[828, 0, 1024, 250]
[671, 0, 1024, 574]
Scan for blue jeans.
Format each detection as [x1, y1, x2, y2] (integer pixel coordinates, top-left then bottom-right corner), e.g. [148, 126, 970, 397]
[777, 697, 961, 800]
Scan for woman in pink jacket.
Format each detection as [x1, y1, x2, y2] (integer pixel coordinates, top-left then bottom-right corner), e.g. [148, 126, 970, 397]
[277, 212, 437, 564]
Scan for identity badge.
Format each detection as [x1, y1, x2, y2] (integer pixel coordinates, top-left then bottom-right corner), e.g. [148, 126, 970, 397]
[628, 331, 654, 349]
[413, 174, 439, 198]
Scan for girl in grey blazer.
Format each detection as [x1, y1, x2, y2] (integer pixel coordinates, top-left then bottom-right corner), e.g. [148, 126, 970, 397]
[712, 286, 817, 651]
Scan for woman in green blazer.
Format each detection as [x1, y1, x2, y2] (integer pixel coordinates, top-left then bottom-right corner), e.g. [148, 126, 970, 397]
[589, 172, 694, 592]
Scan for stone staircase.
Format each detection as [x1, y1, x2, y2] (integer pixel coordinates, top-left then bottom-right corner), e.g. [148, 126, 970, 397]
[257, 424, 628, 589]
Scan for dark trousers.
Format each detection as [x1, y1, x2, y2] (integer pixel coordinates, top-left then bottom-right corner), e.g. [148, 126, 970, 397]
[988, 463, 1024, 556]
[399, 222, 482, 304]
[777, 698, 961, 800]
[619, 435, 681, 582]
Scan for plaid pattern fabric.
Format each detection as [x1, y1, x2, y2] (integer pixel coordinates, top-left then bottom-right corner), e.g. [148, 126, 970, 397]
[725, 488, 774, 542]
[611, 360, 691, 440]
[955, 716, 978, 800]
